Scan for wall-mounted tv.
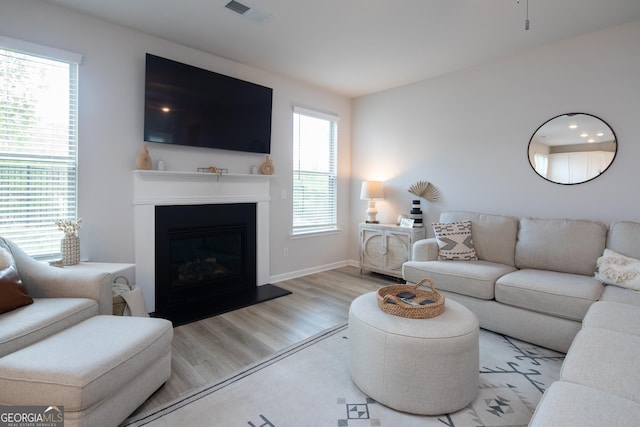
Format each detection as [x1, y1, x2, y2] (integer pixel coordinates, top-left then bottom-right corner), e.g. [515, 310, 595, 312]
[144, 53, 273, 154]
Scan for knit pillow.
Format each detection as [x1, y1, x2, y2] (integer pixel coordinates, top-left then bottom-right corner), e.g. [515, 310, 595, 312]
[0, 246, 33, 314]
[595, 248, 640, 291]
[432, 221, 478, 261]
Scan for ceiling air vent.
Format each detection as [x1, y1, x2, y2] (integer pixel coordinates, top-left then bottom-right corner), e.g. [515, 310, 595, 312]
[225, 0, 250, 15]
[223, 0, 271, 23]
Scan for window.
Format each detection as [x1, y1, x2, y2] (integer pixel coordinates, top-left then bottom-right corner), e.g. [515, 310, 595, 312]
[292, 106, 338, 235]
[0, 37, 81, 258]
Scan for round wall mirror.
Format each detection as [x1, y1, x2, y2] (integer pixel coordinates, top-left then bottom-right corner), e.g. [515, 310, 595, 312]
[528, 113, 617, 184]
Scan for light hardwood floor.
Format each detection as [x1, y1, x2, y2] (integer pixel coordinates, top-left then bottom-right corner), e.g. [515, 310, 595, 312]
[134, 266, 398, 414]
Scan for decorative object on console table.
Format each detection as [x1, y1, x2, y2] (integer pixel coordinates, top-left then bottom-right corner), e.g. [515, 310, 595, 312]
[136, 143, 152, 170]
[409, 199, 423, 227]
[56, 218, 82, 266]
[260, 155, 275, 175]
[360, 180, 384, 223]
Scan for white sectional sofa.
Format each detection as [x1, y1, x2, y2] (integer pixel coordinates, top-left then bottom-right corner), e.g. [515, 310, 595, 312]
[402, 212, 640, 426]
[0, 237, 173, 426]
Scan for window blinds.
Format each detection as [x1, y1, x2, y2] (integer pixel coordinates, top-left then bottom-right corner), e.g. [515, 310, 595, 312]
[0, 38, 80, 258]
[292, 106, 338, 234]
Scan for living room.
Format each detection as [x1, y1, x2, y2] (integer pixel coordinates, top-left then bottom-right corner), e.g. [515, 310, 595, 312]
[2, 1, 640, 274]
[2, 0, 640, 425]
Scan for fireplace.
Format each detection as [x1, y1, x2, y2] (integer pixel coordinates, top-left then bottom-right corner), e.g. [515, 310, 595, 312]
[133, 170, 290, 326]
[155, 203, 257, 323]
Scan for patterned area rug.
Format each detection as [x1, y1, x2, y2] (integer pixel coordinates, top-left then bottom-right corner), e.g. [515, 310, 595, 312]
[123, 323, 564, 427]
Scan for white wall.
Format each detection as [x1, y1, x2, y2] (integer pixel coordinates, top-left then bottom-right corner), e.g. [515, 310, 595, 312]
[351, 19, 640, 260]
[1, 0, 352, 279]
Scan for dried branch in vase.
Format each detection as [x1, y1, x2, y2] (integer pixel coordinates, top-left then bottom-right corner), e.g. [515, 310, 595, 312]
[408, 180, 439, 202]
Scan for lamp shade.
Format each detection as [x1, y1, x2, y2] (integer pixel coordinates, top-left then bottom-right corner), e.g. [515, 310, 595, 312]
[360, 181, 384, 200]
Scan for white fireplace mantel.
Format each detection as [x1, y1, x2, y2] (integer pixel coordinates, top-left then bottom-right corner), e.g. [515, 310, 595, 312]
[133, 170, 273, 312]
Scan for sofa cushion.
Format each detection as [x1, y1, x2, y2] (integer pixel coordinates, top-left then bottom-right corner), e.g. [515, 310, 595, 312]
[582, 301, 640, 336]
[403, 260, 516, 300]
[561, 328, 640, 403]
[0, 298, 98, 357]
[515, 218, 607, 276]
[595, 248, 640, 291]
[495, 269, 603, 321]
[607, 220, 640, 260]
[529, 381, 640, 427]
[599, 284, 640, 306]
[432, 221, 478, 261]
[440, 211, 518, 266]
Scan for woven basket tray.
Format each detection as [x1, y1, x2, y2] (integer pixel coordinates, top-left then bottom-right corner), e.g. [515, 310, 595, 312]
[377, 278, 445, 319]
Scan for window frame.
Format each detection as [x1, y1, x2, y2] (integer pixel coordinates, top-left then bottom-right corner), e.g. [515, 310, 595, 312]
[292, 106, 339, 236]
[0, 36, 82, 259]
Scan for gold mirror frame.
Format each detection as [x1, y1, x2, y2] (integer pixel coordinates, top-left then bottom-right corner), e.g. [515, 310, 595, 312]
[528, 113, 617, 185]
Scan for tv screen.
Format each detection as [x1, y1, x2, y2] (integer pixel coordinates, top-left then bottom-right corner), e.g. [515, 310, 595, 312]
[144, 53, 273, 154]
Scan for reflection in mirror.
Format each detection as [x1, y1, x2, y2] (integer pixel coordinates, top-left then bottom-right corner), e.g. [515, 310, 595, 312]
[528, 113, 617, 184]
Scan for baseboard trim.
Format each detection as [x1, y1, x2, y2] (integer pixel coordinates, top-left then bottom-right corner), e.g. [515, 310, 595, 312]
[270, 259, 359, 283]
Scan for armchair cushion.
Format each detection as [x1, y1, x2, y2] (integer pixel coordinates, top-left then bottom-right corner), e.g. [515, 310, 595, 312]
[0, 298, 97, 357]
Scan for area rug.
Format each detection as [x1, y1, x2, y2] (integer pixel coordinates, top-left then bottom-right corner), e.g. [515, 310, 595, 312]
[122, 323, 564, 427]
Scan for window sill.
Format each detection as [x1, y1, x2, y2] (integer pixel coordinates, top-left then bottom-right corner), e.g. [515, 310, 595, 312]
[290, 228, 342, 239]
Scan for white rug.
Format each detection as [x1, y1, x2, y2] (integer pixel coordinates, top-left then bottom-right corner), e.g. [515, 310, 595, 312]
[123, 324, 564, 427]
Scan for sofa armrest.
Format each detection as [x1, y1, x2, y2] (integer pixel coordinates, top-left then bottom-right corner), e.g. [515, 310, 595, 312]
[4, 238, 112, 315]
[412, 238, 439, 261]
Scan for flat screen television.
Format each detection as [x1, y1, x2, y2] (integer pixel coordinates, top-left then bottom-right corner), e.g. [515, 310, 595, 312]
[144, 53, 273, 154]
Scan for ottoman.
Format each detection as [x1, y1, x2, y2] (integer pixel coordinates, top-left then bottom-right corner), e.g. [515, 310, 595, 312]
[348, 292, 479, 415]
[0, 315, 173, 427]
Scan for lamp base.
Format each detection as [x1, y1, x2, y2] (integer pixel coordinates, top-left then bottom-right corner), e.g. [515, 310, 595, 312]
[365, 201, 379, 224]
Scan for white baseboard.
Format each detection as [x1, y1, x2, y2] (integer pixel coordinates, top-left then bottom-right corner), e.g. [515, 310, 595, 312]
[269, 259, 360, 283]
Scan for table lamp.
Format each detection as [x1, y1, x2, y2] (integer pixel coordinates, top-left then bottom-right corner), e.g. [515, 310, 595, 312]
[360, 181, 384, 223]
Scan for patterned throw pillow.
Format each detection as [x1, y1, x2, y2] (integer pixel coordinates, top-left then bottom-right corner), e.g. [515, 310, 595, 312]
[432, 221, 478, 261]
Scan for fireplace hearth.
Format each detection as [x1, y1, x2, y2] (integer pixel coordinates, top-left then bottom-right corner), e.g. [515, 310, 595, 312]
[154, 203, 290, 325]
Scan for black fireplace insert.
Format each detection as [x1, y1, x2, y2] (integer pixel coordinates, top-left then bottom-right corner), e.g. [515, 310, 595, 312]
[154, 203, 289, 325]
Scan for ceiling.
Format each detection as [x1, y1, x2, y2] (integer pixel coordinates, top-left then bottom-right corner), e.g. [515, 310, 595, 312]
[40, 0, 640, 98]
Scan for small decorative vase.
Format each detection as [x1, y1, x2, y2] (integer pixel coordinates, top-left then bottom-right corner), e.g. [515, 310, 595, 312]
[61, 234, 80, 265]
[136, 143, 152, 170]
[260, 155, 275, 175]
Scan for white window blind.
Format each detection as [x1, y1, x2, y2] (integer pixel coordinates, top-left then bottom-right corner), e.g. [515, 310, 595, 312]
[292, 106, 338, 235]
[0, 38, 80, 258]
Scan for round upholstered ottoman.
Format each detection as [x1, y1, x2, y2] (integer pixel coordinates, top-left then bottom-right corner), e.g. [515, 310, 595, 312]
[348, 292, 479, 415]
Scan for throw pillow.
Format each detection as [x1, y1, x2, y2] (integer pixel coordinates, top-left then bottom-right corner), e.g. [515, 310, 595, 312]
[0, 246, 33, 314]
[595, 248, 640, 291]
[432, 221, 478, 261]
